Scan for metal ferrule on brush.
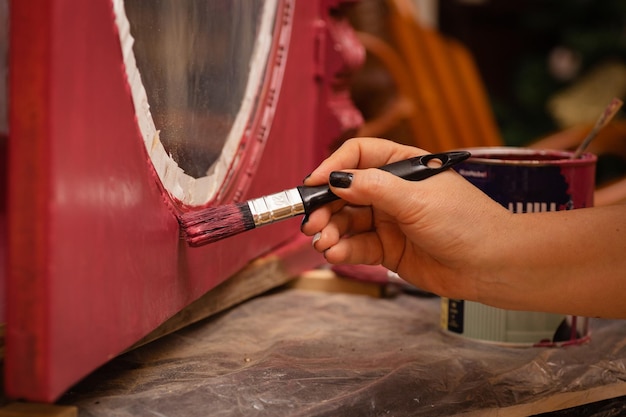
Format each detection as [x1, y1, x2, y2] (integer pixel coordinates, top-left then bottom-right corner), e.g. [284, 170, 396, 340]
[247, 188, 305, 227]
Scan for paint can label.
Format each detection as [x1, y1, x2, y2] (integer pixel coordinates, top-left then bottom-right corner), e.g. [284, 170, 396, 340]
[441, 298, 464, 334]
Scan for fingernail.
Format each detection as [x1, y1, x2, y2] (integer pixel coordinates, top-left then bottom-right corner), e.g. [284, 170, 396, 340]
[329, 171, 353, 188]
[302, 173, 312, 183]
[300, 214, 309, 229]
[312, 232, 321, 247]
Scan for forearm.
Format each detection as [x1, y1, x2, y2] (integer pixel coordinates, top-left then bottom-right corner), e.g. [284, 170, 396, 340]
[478, 205, 626, 318]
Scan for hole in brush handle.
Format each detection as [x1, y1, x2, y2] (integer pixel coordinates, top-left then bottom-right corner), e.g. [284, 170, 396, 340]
[379, 151, 470, 181]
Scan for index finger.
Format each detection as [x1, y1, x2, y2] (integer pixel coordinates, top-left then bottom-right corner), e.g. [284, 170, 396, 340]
[304, 137, 429, 186]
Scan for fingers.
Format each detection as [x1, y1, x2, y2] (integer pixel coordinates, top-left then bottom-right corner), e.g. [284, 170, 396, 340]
[301, 199, 346, 236]
[301, 137, 457, 269]
[304, 137, 428, 187]
[327, 167, 433, 225]
[322, 232, 384, 265]
[308, 206, 374, 250]
[304, 165, 464, 266]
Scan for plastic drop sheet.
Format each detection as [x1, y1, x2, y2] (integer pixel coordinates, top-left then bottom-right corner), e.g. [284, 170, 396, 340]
[61, 288, 626, 416]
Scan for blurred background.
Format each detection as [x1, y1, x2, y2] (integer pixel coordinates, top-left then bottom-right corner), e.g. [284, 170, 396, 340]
[346, 0, 626, 186]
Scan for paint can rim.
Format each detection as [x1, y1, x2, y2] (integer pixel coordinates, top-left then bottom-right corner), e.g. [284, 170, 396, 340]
[459, 147, 597, 167]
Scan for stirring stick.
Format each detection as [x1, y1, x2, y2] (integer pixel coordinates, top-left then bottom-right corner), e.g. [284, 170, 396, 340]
[572, 97, 623, 159]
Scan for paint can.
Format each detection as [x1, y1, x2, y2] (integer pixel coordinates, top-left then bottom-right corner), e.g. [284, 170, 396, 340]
[441, 147, 596, 346]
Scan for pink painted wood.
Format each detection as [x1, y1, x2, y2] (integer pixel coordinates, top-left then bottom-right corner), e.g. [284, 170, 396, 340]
[0, 135, 6, 326]
[5, 0, 363, 402]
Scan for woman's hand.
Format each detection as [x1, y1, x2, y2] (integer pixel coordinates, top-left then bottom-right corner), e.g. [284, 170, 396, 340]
[301, 137, 511, 301]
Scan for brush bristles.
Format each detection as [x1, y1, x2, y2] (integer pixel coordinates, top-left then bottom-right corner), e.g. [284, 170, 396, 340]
[179, 203, 255, 246]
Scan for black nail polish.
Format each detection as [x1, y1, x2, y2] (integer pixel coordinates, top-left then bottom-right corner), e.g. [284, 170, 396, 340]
[329, 171, 353, 188]
[300, 214, 309, 230]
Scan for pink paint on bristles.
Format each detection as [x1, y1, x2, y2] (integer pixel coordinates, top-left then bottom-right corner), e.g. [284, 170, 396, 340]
[180, 203, 255, 246]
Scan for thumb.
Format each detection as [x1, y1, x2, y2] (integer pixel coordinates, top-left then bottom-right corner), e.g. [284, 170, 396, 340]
[328, 168, 426, 222]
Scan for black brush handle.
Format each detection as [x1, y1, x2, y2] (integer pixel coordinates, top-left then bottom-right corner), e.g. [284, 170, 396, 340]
[297, 150, 471, 213]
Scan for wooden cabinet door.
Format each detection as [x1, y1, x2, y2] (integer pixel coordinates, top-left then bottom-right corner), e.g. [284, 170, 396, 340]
[5, 0, 362, 402]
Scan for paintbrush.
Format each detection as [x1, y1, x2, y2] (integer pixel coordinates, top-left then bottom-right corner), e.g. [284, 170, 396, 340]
[179, 150, 471, 247]
[572, 97, 623, 159]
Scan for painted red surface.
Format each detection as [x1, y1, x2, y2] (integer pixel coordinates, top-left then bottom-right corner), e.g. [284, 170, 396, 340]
[314, 0, 364, 160]
[6, 0, 363, 402]
[0, 134, 6, 325]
